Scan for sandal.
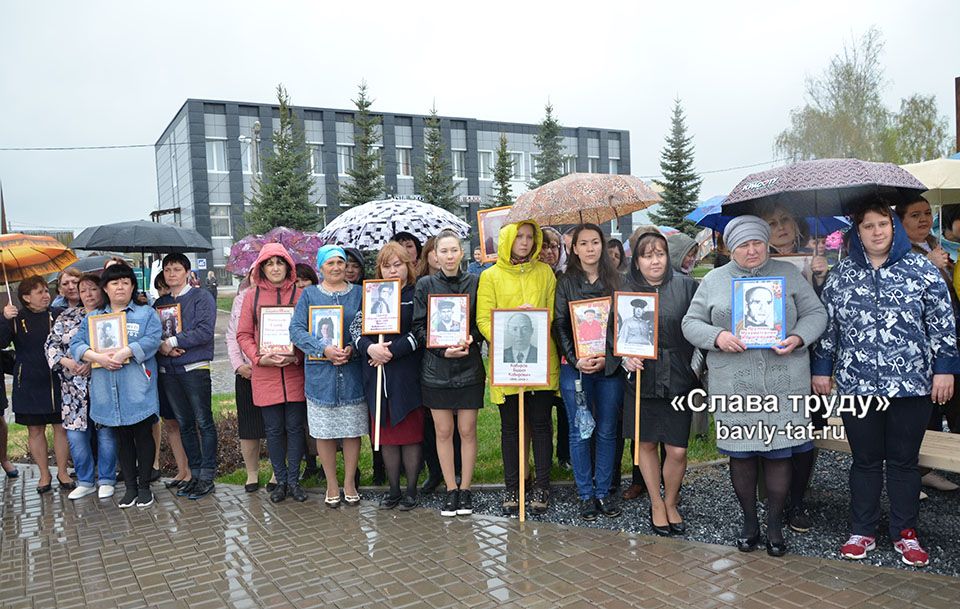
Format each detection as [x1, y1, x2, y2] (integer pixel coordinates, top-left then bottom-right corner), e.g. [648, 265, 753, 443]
[343, 493, 361, 506]
[324, 494, 341, 508]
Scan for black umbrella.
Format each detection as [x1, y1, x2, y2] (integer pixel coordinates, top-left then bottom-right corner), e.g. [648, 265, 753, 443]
[721, 158, 928, 218]
[66, 255, 128, 275]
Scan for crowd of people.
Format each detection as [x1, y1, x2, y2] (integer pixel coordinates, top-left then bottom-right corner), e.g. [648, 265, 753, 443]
[2, 192, 957, 568]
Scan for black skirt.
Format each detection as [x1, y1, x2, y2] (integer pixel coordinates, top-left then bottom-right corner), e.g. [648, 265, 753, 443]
[422, 383, 485, 410]
[235, 375, 265, 440]
[15, 411, 62, 426]
[623, 396, 692, 448]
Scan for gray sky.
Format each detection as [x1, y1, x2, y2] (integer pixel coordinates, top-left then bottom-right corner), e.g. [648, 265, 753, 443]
[1, 0, 958, 233]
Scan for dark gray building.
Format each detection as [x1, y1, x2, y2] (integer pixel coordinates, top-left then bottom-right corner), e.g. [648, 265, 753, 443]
[154, 99, 632, 285]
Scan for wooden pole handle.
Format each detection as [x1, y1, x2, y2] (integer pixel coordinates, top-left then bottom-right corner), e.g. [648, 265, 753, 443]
[373, 334, 384, 451]
[633, 370, 641, 466]
[518, 388, 525, 523]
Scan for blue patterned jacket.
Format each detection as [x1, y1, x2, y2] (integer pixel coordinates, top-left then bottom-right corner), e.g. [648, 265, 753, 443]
[811, 213, 960, 396]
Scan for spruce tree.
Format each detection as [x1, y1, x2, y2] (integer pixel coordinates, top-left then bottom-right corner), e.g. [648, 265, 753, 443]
[340, 81, 385, 207]
[650, 98, 702, 236]
[245, 84, 317, 234]
[488, 133, 513, 208]
[415, 105, 459, 213]
[529, 101, 565, 188]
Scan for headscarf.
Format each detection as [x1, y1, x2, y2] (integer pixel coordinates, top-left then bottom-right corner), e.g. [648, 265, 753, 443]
[723, 216, 770, 252]
[316, 244, 346, 268]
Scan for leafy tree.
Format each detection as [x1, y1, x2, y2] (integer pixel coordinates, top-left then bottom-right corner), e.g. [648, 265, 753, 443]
[245, 84, 317, 234]
[883, 94, 950, 163]
[650, 98, 702, 236]
[488, 133, 514, 208]
[529, 101, 565, 188]
[339, 81, 384, 207]
[415, 105, 459, 213]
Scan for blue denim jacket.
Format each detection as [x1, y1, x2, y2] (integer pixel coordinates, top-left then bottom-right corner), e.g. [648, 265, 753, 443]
[70, 302, 161, 426]
[289, 283, 364, 407]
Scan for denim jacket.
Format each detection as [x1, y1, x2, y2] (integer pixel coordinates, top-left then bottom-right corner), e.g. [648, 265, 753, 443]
[70, 302, 162, 426]
[289, 283, 365, 407]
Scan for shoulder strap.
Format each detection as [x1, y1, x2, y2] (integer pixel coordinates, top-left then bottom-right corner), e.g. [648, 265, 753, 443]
[252, 287, 261, 327]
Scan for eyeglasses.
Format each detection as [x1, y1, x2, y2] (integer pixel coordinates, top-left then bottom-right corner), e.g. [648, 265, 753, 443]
[543, 243, 560, 250]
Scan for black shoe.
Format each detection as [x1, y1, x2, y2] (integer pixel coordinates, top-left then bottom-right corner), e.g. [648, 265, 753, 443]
[289, 485, 308, 503]
[36, 483, 53, 495]
[529, 487, 550, 516]
[766, 539, 788, 557]
[788, 507, 812, 533]
[441, 489, 459, 517]
[456, 490, 473, 515]
[244, 482, 260, 493]
[188, 479, 214, 500]
[136, 489, 154, 507]
[421, 474, 443, 495]
[150, 468, 162, 483]
[649, 509, 671, 536]
[165, 478, 187, 489]
[668, 519, 687, 535]
[270, 483, 287, 503]
[502, 490, 519, 516]
[379, 494, 401, 510]
[596, 497, 622, 518]
[736, 531, 761, 552]
[118, 488, 139, 509]
[265, 481, 278, 493]
[579, 498, 599, 521]
[58, 478, 77, 492]
[399, 494, 418, 511]
[176, 479, 197, 497]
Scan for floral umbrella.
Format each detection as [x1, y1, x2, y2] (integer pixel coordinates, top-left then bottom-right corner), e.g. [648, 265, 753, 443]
[505, 173, 662, 226]
[225, 227, 323, 276]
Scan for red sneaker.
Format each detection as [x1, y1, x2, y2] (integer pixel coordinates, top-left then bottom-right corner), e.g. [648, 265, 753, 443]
[840, 534, 876, 560]
[893, 529, 929, 567]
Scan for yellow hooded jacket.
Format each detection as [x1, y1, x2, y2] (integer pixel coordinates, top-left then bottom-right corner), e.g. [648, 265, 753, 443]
[477, 220, 560, 403]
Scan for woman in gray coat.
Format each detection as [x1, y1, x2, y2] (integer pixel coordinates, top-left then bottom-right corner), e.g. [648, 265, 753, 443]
[681, 215, 827, 557]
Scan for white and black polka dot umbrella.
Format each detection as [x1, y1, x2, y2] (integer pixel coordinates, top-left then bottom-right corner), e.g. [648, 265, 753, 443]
[319, 199, 471, 250]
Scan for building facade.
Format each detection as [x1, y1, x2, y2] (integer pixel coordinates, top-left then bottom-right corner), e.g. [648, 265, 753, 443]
[154, 99, 632, 285]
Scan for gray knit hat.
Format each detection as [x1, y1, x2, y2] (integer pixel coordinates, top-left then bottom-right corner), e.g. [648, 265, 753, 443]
[723, 215, 770, 252]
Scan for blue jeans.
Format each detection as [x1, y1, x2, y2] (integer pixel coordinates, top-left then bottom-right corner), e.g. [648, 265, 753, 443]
[559, 364, 623, 500]
[160, 370, 218, 480]
[261, 402, 307, 486]
[66, 425, 118, 488]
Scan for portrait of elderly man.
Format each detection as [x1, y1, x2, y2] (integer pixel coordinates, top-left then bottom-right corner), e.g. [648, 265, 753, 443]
[618, 298, 653, 346]
[744, 286, 775, 329]
[503, 312, 538, 364]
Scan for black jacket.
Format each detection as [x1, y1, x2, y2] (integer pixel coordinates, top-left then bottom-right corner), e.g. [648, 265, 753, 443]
[552, 269, 615, 370]
[0, 307, 62, 415]
[606, 250, 700, 399]
[412, 270, 486, 390]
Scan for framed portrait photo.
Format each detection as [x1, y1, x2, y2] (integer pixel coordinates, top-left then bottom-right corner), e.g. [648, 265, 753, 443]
[258, 305, 296, 356]
[569, 297, 611, 360]
[490, 308, 550, 387]
[88, 311, 129, 368]
[427, 294, 470, 349]
[732, 276, 786, 349]
[477, 206, 512, 263]
[613, 292, 659, 359]
[362, 279, 401, 335]
[156, 303, 182, 341]
[307, 305, 343, 361]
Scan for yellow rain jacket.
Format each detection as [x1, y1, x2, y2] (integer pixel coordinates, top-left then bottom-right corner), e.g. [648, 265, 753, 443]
[477, 220, 560, 403]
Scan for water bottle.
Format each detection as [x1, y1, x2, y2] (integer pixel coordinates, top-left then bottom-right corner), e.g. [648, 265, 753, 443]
[574, 378, 595, 440]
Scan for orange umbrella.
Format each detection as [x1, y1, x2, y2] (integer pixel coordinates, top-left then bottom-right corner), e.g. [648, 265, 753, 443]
[505, 173, 663, 226]
[0, 233, 78, 290]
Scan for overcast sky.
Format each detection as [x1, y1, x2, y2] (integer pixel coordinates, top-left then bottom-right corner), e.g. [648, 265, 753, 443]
[1, 1, 957, 233]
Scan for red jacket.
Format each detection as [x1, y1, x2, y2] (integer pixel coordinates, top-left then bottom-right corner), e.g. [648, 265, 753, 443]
[236, 243, 305, 407]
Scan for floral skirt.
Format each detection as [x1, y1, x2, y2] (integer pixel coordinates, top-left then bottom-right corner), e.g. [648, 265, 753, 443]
[307, 398, 369, 440]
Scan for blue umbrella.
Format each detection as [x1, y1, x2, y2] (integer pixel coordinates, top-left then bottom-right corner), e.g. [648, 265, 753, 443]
[686, 196, 848, 235]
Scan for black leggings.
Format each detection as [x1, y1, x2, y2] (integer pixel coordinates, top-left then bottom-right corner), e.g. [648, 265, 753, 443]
[729, 455, 791, 544]
[499, 391, 553, 491]
[117, 415, 157, 491]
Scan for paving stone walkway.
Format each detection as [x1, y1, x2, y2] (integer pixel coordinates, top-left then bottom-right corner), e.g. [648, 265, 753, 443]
[1, 467, 958, 609]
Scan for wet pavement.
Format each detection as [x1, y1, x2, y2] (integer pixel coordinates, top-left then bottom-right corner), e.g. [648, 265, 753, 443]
[2, 467, 959, 609]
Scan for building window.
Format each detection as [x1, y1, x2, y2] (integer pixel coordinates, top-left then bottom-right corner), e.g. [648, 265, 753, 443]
[562, 156, 577, 175]
[509, 152, 524, 180]
[240, 140, 253, 174]
[309, 143, 323, 175]
[337, 145, 354, 175]
[588, 157, 599, 173]
[210, 205, 232, 238]
[529, 154, 539, 178]
[608, 159, 619, 174]
[452, 150, 466, 179]
[205, 139, 227, 173]
[478, 151, 493, 180]
[396, 147, 412, 177]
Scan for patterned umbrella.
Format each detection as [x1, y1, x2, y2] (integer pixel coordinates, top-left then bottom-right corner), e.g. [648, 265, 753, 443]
[0, 233, 78, 285]
[721, 158, 927, 218]
[225, 227, 324, 276]
[318, 199, 471, 250]
[505, 173, 662, 225]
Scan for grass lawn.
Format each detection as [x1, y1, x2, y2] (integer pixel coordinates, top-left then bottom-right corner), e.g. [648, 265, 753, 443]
[216, 295, 235, 312]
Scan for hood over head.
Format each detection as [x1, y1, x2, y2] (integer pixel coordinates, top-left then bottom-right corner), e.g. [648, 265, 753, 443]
[344, 247, 366, 281]
[847, 207, 912, 269]
[496, 219, 543, 269]
[629, 228, 673, 287]
[666, 233, 697, 274]
[252, 243, 297, 290]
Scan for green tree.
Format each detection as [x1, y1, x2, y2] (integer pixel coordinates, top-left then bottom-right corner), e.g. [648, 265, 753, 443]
[415, 105, 459, 213]
[488, 133, 514, 208]
[339, 81, 384, 207]
[529, 101, 565, 188]
[245, 84, 317, 234]
[650, 98, 702, 236]
[883, 94, 950, 163]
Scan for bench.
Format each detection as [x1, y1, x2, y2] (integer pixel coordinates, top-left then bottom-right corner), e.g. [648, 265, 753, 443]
[815, 418, 960, 473]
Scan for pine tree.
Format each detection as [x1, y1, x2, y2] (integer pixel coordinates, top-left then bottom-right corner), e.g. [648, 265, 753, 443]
[488, 133, 513, 208]
[529, 101, 565, 188]
[339, 81, 385, 207]
[650, 98, 702, 236]
[415, 105, 459, 213]
[245, 84, 317, 234]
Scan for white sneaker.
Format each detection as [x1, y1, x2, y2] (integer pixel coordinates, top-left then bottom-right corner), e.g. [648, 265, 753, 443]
[98, 485, 115, 499]
[921, 472, 959, 492]
[68, 486, 97, 500]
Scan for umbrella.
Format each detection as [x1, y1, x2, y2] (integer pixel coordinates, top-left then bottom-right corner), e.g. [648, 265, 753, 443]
[66, 255, 127, 275]
[901, 158, 960, 206]
[505, 173, 662, 225]
[70, 220, 213, 254]
[686, 196, 849, 235]
[0, 233, 78, 291]
[226, 226, 324, 276]
[318, 199, 471, 250]
[721, 158, 927, 218]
